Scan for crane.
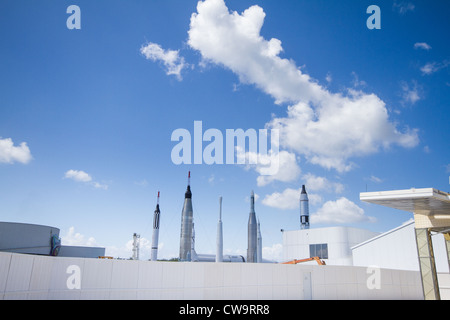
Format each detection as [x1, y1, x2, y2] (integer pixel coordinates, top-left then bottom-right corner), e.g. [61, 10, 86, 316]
[282, 256, 326, 265]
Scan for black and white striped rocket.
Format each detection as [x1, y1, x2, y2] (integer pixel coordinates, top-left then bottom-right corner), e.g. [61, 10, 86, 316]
[151, 191, 161, 261]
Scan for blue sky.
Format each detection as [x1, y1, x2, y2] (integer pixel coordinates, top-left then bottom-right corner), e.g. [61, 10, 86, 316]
[1, 0, 449, 261]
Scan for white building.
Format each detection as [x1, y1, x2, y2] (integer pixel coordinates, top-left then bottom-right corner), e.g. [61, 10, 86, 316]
[352, 220, 449, 273]
[281, 187, 450, 300]
[282, 226, 379, 266]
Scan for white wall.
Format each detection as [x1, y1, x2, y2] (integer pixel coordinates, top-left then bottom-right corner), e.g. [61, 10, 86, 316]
[282, 227, 379, 266]
[352, 221, 449, 273]
[0, 252, 423, 300]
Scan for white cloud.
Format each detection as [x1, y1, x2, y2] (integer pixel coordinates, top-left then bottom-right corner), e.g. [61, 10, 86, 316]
[302, 173, 344, 194]
[188, 0, 419, 172]
[92, 181, 108, 190]
[234, 142, 301, 186]
[400, 80, 421, 105]
[369, 175, 383, 183]
[255, 151, 301, 186]
[414, 42, 431, 50]
[0, 137, 32, 164]
[140, 42, 187, 80]
[308, 193, 324, 206]
[61, 227, 99, 247]
[269, 95, 418, 172]
[262, 187, 301, 210]
[64, 169, 92, 182]
[420, 60, 450, 75]
[188, 0, 324, 105]
[311, 197, 376, 225]
[262, 243, 283, 262]
[351, 71, 367, 88]
[393, 1, 415, 15]
[420, 62, 435, 75]
[262, 187, 322, 210]
[64, 169, 108, 190]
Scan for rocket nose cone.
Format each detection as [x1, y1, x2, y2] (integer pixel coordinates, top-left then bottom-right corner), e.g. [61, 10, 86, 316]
[185, 185, 192, 198]
[301, 185, 307, 194]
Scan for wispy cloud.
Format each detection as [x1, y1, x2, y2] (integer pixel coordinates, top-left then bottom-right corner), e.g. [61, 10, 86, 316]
[420, 60, 450, 75]
[134, 179, 148, 187]
[393, 1, 415, 15]
[64, 169, 108, 190]
[414, 42, 431, 50]
[445, 164, 450, 173]
[0, 137, 32, 164]
[369, 175, 383, 183]
[140, 42, 187, 80]
[400, 80, 422, 105]
[351, 71, 367, 88]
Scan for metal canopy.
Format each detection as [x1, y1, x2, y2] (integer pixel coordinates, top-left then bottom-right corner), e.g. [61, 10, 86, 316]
[360, 187, 450, 300]
[360, 188, 450, 216]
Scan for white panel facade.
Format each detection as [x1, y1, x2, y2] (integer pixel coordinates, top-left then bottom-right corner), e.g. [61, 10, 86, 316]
[352, 222, 418, 271]
[0, 252, 425, 300]
[352, 221, 449, 273]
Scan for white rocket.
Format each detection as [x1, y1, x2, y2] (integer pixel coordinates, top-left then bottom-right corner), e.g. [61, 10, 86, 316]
[132, 233, 140, 260]
[179, 171, 194, 261]
[300, 185, 310, 230]
[216, 196, 223, 263]
[257, 219, 262, 263]
[151, 191, 161, 261]
[191, 222, 199, 262]
[247, 190, 257, 263]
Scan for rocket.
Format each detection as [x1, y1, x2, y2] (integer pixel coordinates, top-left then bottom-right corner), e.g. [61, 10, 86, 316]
[300, 185, 310, 230]
[247, 190, 257, 263]
[191, 222, 199, 262]
[216, 196, 223, 262]
[257, 219, 262, 263]
[151, 191, 161, 261]
[179, 171, 194, 261]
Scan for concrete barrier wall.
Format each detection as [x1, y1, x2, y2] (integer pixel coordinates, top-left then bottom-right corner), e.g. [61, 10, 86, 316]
[0, 252, 423, 300]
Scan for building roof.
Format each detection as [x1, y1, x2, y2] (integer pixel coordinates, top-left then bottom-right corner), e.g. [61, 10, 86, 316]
[360, 188, 450, 216]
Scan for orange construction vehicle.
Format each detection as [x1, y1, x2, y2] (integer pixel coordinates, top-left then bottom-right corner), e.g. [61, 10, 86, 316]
[282, 256, 326, 265]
